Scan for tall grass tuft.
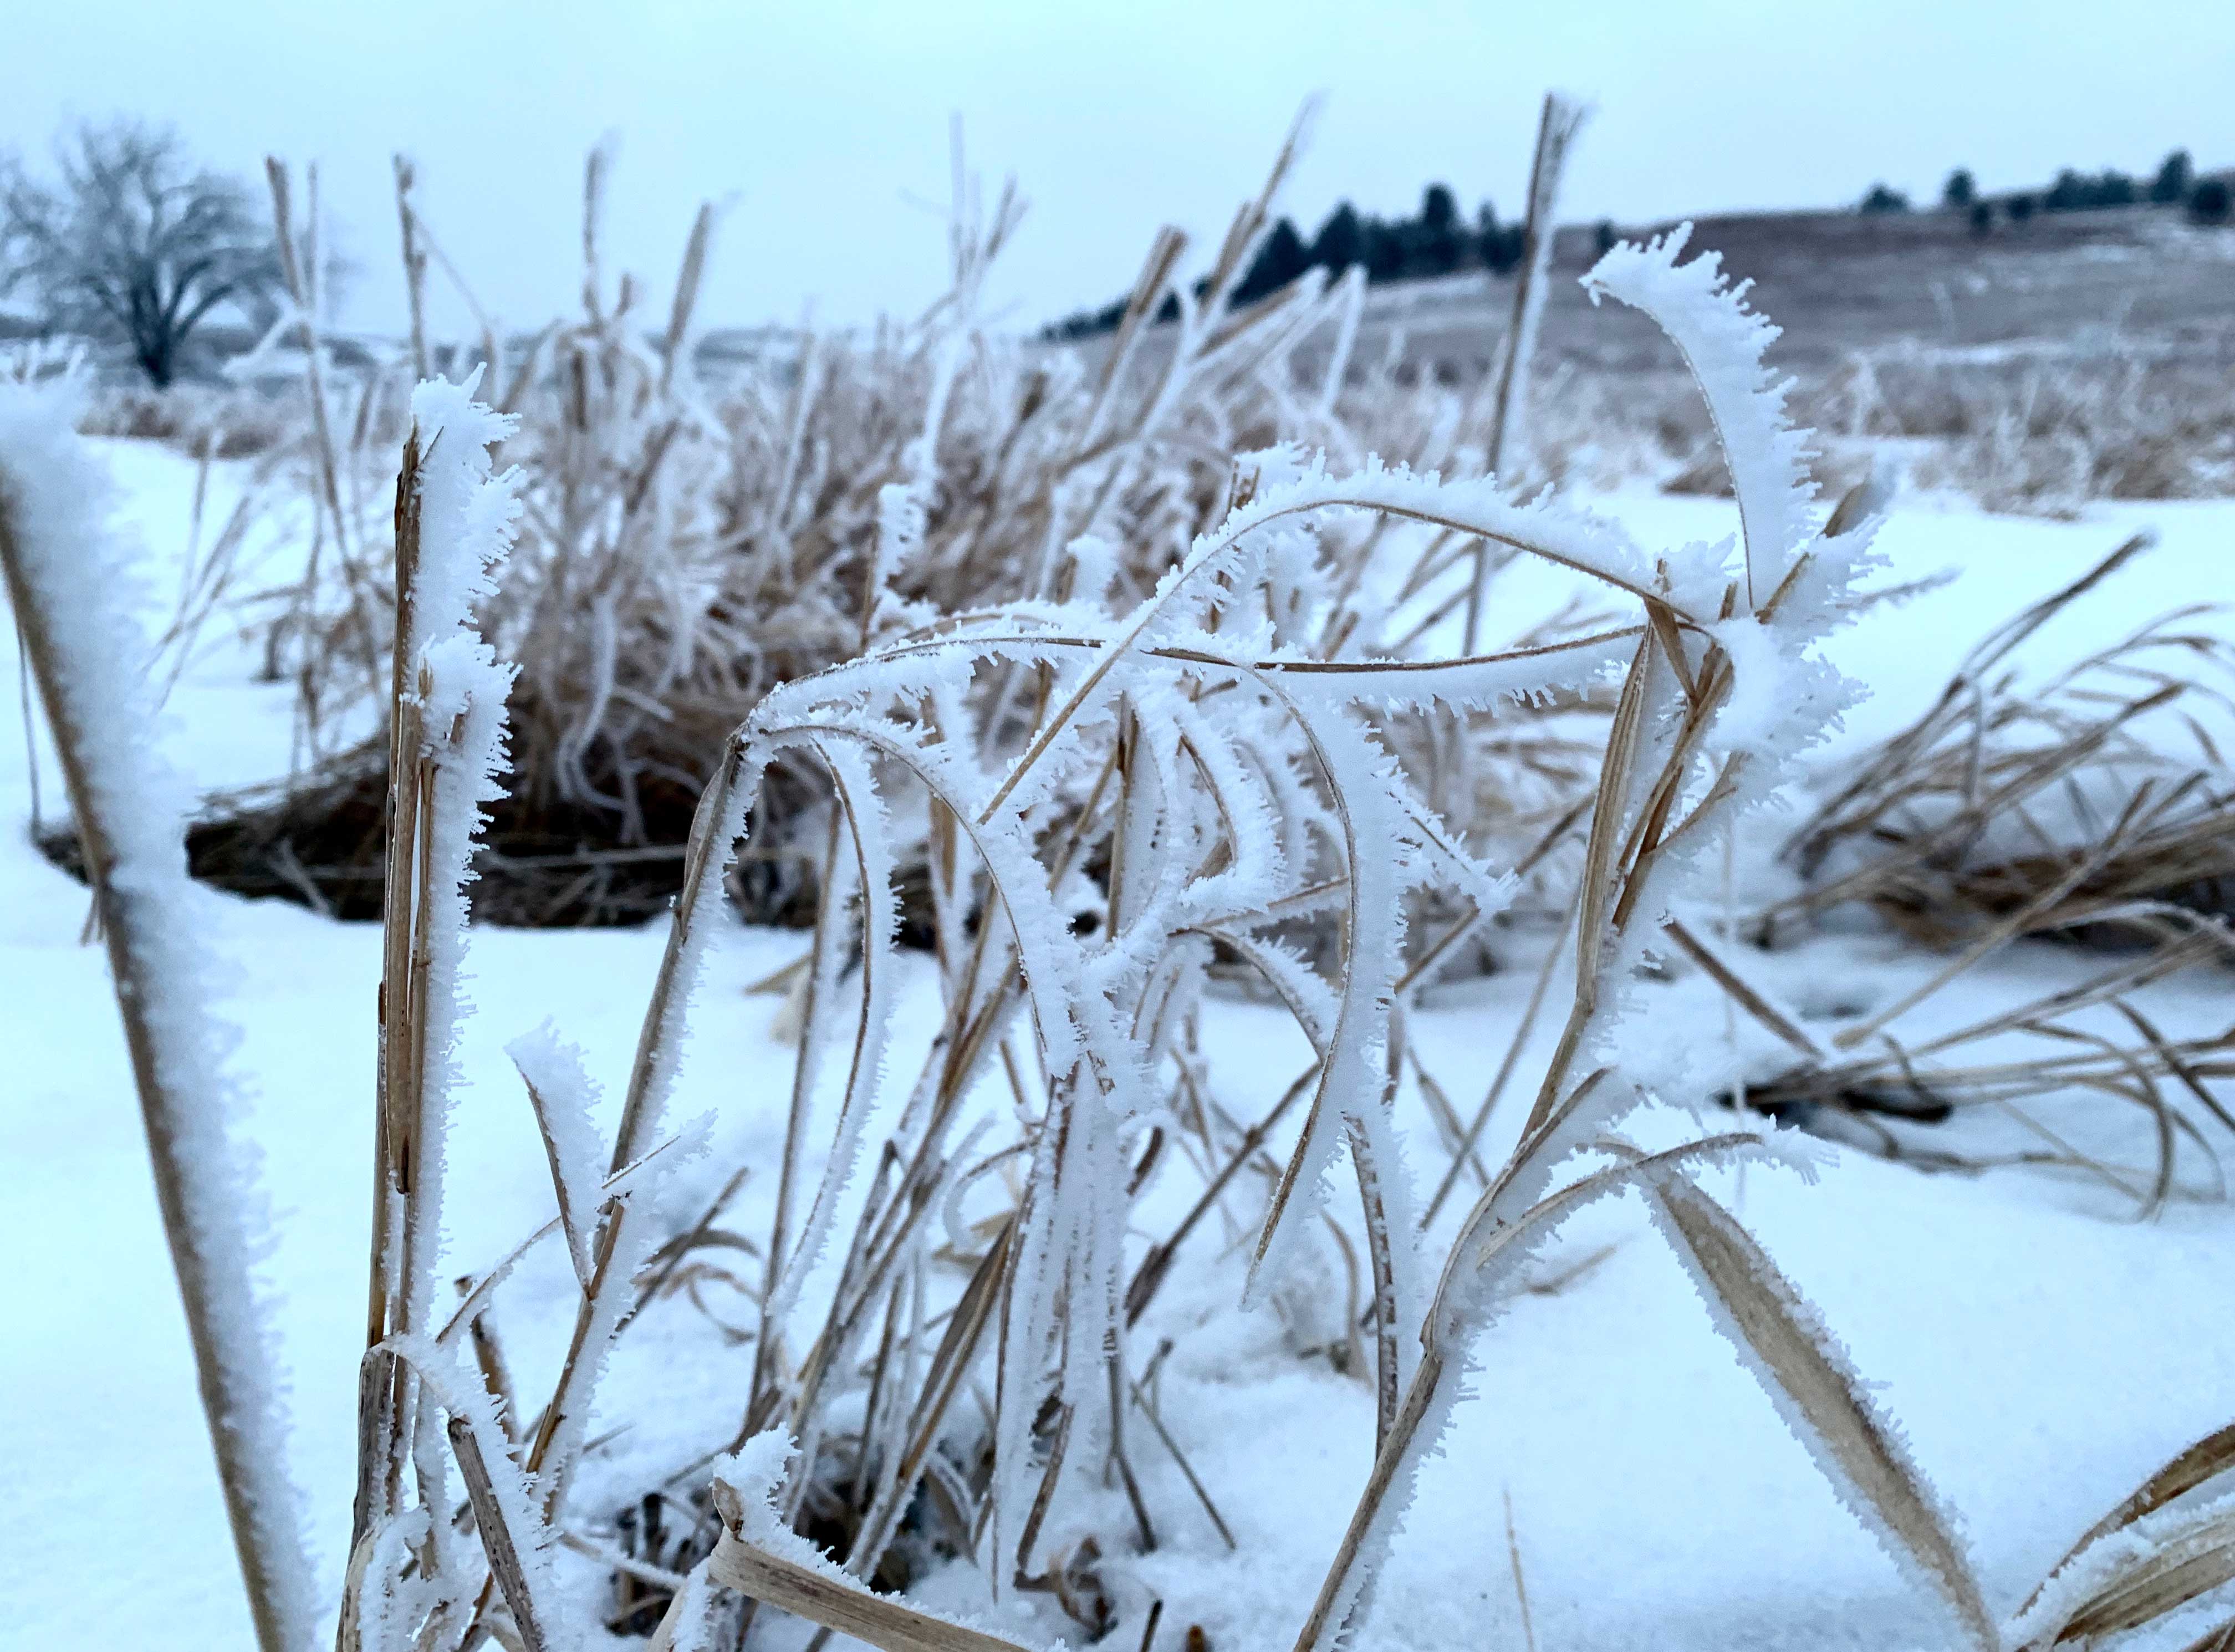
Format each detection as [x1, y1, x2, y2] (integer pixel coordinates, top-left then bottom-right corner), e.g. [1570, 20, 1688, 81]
[21, 111, 2235, 1652]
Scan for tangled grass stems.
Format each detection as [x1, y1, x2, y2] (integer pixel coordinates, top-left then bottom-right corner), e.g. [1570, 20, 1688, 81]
[22, 108, 2235, 1652]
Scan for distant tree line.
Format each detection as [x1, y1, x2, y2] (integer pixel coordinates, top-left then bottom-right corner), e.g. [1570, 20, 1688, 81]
[1858, 150, 2231, 230]
[1046, 183, 1549, 341]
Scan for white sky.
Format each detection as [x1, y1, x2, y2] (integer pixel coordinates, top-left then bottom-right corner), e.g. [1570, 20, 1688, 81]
[5, 0, 2231, 336]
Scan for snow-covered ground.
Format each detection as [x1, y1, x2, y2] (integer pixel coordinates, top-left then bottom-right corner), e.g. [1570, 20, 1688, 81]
[6, 442, 2232, 1651]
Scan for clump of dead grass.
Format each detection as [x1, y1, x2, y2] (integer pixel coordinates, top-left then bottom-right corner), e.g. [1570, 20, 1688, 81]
[1769, 534, 2235, 949]
[1823, 346, 2235, 516]
[75, 378, 307, 458]
[166, 128, 1617, 936]
[33, 109, 2235, 1652]
[1716, 534, 2235, 1205]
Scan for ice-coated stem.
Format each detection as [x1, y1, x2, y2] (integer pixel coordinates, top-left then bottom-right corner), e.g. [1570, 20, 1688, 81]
[0, 386, 317, 1652]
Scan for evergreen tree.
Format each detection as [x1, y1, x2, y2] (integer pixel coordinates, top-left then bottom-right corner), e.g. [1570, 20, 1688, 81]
[1234, 216, 1309, 303]
[1859, 182, 1911, 214]
[1942, 169, 1976, 209]
[1361, 216, 1407, 283]
[2191, 178, 2233, 225]
[2151, 150, 2193, 206]
[1311, 202, 1364, 274]
[1477, 201, 1524, 273]
[1419, 183, 1463, 274]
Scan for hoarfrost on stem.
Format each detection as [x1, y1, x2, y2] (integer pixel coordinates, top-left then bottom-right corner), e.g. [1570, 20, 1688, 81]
[0, 379, 319, 1651]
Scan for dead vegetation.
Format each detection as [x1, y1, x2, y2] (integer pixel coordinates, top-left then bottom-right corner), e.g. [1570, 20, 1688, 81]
[1769, 533, 2235, 947]
[88, 125, 1634, 936]
[1840, 348, 2235, 514]
[503, 208, 2004, 1652]
[1722, 534, 2235, 1205]
[2013, 1418, 2235, 1650]
[12, 100, 2235, 1652]
[1506, 344, 2235, 514]
[75, 378, 307, 457]
[57, 116, 2233, 929]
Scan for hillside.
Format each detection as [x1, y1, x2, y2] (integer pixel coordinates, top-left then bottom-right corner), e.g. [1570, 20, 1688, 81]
[1366, 201, 2235, 379]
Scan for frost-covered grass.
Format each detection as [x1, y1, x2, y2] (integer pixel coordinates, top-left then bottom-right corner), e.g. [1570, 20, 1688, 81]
[7, 156, 2235, 1652]
[8, 462, 2235, 1652]
[60, 162, 2211, 956]
[193, 137, 1448, 928]
[0, 380, 318, 1652]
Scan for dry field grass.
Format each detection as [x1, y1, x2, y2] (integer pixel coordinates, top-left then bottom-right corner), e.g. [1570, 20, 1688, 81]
[1325, 203, 2235, 508]
[7, 115, 2235, 1652]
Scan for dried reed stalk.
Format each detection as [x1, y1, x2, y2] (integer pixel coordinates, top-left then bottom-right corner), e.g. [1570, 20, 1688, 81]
[1463, 90, 1588, 654]
[1, 406, 316, 1652]
[704, 1483, 1034, 1652]
[349, 422, 428, 1549]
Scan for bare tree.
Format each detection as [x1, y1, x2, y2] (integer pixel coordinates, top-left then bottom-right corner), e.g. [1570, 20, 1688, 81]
[1, 121, 281, 387]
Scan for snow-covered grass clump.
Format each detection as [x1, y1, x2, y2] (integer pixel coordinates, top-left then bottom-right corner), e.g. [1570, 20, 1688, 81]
[9, 126, 2235, 1652]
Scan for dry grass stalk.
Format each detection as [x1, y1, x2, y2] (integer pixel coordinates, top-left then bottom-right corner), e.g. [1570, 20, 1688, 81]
[332, 383, 681, 1652]
[1457, 90, 1600, 657]
[448, 1416, 560, 1652]
[2020, 1421, 2235, 1630]
[1638, 1165, 1996, 1646]
[1502, 1489, 1538, 1652]
[263, 158, 387, 701]
[701, 1477, 1034, 1652]
[348, 423, 423, 1547]
[0, 392, 317, 1651]
[1483, 93, 1588, 483]
[2014, 1442, 2235, 1651]
[1731, 935, 2233, 1207]
[1767, 534, 2235, 947]
[597, 226, 2014, 1652]
[394, 155, 431, 384]
[1287, 241, 2005, 1651]
[1463, 89, 1589, 654]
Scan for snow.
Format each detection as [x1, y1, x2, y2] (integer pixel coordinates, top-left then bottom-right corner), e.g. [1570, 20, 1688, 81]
[4, 434, 2234, 1652]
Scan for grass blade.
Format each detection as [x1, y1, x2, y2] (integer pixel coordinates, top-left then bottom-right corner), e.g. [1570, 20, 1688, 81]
[1641, 1175, 1996, 1651]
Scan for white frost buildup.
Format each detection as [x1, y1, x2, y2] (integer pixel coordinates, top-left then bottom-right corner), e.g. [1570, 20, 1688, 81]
[0, 379, 318, 1651]
[710, 1432, 1047, 1650]
[395, 378, 523, 1345]
[1582, 226, 1820, 609]
[506, 1022, 612, 1289]
[390, 1333, 574, 1651]
[404, 370, 521, 661]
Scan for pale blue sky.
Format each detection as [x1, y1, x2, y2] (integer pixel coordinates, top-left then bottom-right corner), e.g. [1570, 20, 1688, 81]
[4, 0, 2229, 336]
